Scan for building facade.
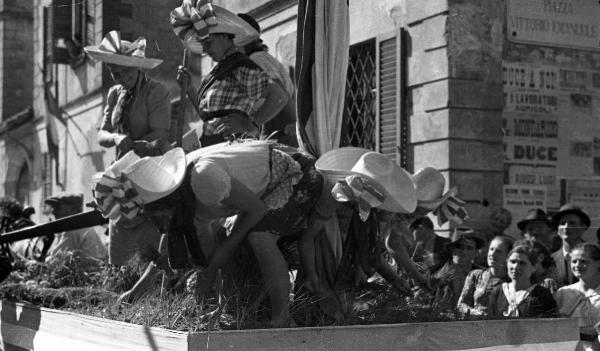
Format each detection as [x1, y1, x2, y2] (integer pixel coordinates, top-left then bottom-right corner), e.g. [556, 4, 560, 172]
[1, 0, 598, 238]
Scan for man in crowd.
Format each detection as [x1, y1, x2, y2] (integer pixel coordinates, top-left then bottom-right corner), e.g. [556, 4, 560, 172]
[551, 204, 590, 286]
[517, 208, 553, 248]
[41, 193, 106, 261]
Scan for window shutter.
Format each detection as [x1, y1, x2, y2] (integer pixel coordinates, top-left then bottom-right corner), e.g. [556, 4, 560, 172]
[376, 28, 408, 167]
[51, 0, 71, 64]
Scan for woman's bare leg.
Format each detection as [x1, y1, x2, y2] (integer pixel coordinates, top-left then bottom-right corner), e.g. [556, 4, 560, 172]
[247, 231, 292, 327]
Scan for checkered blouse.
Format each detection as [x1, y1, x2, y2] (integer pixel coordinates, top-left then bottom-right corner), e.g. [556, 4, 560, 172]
[199, 65, 270, 136]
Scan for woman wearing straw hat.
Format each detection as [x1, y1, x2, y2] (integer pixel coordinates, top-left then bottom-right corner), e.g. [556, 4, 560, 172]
[94, 140, 323, 327]
[84, 31, 171, 159]
[84, 31, 173, 268]
[315, 148, 435, 293]
[171, 1, 288, 147]
[236, 12, 298, 147]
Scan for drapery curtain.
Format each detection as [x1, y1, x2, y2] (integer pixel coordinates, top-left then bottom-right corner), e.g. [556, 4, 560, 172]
[296, 0, 349, 264]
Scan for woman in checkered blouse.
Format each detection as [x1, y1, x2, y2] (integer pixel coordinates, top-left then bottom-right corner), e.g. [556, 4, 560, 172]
[173, 4, 288, 147]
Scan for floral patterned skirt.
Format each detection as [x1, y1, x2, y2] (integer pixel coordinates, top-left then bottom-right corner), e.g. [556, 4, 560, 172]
[251, 146, 323, 237]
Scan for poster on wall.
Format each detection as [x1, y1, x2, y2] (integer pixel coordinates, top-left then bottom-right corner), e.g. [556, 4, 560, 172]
[507, 0, 600, 52]
[504, 137, 559, 166]
[506, 164, 560, 208]
[503, 54, 600, 225]
[503, 185, 547, 237]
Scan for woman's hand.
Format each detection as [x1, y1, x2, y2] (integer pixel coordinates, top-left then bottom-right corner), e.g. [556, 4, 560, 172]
[176, 66, 197, 99]
[115, 135, 133, 154]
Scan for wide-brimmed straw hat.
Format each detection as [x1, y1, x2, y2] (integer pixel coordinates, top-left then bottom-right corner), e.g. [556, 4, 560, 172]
[315, 147, 371, 184]
[552, 204, 591, 229]
[170, 1, 259, 54]
[84, 31, 163, 70]
[411, 167, 448, 210]
[93, 148, 186, 219]
[316, 148, 417, 214]
[517, 208, 551, 231]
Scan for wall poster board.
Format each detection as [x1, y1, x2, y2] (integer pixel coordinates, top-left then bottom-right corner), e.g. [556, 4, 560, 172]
[503, 37, 600, 238]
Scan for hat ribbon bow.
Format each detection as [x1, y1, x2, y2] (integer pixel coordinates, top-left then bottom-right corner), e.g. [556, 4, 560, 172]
[331, 175, 385, 222]
[171, 0, 218, 42]
[99, 30, 147, 58]
[432, 187, 469, 226]
[93, 173, 143, 220]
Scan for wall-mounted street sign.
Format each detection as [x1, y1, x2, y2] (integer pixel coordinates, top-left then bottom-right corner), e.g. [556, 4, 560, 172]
[507, 0, 600, 51]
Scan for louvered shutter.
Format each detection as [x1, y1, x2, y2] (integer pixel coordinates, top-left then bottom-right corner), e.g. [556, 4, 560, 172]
[376, 28, 407, 167]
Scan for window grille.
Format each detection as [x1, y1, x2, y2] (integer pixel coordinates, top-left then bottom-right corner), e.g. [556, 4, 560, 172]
[342, 39, 377, 149]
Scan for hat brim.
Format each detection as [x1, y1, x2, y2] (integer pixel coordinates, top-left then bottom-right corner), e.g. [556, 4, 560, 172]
[315, 147, 371, 184]
[418, 190, 453, 210]
[359, 167, 417, 214]
[552, 209, 591, 228]
[84, 47, 163, 70]
[446, 235, 485, 250]
[123, 148, 187, 203]
[516, 218, 551, 231]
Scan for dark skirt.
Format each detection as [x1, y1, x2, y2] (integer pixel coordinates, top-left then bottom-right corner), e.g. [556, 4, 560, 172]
[251, 147, 323, 237]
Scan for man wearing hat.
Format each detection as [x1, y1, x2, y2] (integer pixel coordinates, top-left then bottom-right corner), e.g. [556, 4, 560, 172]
[172, 1, 288, 146]
[517, 208, 555, 250]
[42, 193, 106, 261]
[429, 228, 485, 306]
[84, 30, 171, 159]
[551, 204, 591, 286]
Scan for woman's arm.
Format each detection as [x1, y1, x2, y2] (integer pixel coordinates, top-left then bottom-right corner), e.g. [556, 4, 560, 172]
[385, 228, 430, 289]
[207, 178, 269, 269]
[98, 87, 130, 149]
[251, 82, 289, 126]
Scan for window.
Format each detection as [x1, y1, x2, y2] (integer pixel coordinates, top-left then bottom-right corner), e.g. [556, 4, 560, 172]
[341, 29, 409, 167]
[43, 0, 88, 68]
[15, 164, 30, 207]
[342, 38, 377, 150]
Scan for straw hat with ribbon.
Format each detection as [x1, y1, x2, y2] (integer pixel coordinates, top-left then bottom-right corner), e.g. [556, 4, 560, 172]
[84, 31, 163, 70]
[170, 0, 259, 54]
[411, 167, 469, 226]
[93, 148, 186, 220]
[315, 148, 417, 220]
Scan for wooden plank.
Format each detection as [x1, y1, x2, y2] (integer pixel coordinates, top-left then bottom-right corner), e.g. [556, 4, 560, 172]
[188, 319, 578, 351]
[0, 301, 579, 351]
[0, 302, 188, 351]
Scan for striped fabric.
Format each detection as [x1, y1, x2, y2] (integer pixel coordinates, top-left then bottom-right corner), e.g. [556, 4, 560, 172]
[170, 0, 217, 43]
[93, 174, 143, 220]
[432, 187, 469, 226]
[98, 30, 147, 58]
[331, 175, 385, 222]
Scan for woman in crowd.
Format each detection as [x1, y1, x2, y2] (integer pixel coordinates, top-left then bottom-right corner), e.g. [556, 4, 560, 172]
[554, 243, 600, 350]
[172, 2, 288, 147]
[513, 239, 558, 294]
[488, 244, 556, 318]
[429, 229, 484, 307]
[457, 235, 513, 316]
